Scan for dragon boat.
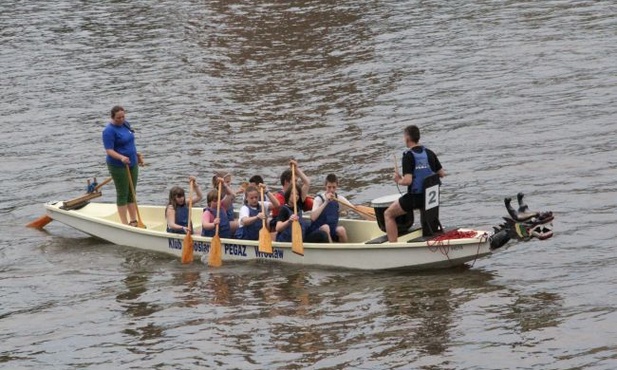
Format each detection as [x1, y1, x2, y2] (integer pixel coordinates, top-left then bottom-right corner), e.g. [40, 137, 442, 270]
[35, 175, 554, 271]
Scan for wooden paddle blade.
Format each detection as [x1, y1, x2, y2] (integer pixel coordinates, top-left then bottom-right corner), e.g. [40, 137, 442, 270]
[354, 205, 376, 217]
[26, 215, 53, 229]
[258, 227, 273, 254]
[208, 235, 222, 267]
[181, 233, 194, 264]
[291, 220, 304, 256]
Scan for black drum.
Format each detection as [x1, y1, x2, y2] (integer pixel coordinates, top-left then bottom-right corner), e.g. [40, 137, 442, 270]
[370, 194, 414, 235]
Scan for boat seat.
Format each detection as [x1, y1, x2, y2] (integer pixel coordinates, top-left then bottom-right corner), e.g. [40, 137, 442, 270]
[365, 235, 389, 244]
[365, 227, 424, 244]
[147, 223, 167, 232]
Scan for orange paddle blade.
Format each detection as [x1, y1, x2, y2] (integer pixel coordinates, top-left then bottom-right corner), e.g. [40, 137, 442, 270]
[291, 220, 304, 256]
[258, 227, 273, 254]
[208, 235, 222, 267]
[26, 215, 53, 229]
[354, 205, 376, 217]
[181, 233, 194, 264]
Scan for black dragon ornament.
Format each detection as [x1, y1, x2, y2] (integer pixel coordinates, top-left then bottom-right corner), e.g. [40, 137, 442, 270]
[490, 193, 554, 250]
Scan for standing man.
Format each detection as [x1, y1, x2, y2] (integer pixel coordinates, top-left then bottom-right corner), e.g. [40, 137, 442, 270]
[102, 106, 144, 226]
[384, 125, 446, 242]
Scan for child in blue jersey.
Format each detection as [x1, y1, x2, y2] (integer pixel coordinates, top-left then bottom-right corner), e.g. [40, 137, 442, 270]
[276, 186, 328, 243]
[235, 185, 279, 240]
[201, 177, 235, 239]
[212, 171, 240, 235]
[309, 174, 350, 243]
[384, 125, 446, 242]
[165, 176, 203, 234]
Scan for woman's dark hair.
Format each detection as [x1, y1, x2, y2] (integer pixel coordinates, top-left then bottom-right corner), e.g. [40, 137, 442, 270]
[279, 169, 292, 186]
[283, 183, 302, 205]
[111, 105, 125, 119]
[249, 175, 263, 184]
[167, 186, 185, 209]
[206, 189, 218, 204]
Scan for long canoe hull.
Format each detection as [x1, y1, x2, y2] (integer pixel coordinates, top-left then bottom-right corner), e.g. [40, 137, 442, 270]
[43, 201, 495, 270]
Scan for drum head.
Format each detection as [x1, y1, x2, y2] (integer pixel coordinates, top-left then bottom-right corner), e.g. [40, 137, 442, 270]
[370, 193, 401, 208]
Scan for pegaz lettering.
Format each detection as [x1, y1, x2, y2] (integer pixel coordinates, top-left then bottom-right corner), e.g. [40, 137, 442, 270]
[224, 244, 247, 257]
[254, 246, 284, 259]
[168, 238, 210, 253]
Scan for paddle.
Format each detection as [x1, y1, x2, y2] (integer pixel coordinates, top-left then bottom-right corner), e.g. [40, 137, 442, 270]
[393, 154, 400, 176]
[26, 215, 53, 229]
[290, 163, 304, 256]
[258, 186, 273, 254]
[208, 180, 223, 267]
[26, 177, 114, 229]
[331, 197, 376, 220]
[181, 179, 195, 264]
[125, 164, 146, 228]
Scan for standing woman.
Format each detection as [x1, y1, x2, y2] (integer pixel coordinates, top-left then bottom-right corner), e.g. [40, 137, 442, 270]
[102, 106, 144, 226]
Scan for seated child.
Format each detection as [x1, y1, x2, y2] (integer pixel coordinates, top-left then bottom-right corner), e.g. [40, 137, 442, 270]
[235, 185, 279, 240]
[201, 177, 234, 239]
[165, 176, 202, 234]
[270, 159, 312, 231]
[212, 171, 240, 234]
[275, 186, 328, 243]
[309, 174, 349, 242]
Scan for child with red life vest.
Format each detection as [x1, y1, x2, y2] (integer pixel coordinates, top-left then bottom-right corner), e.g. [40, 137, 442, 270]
[201, 177, 235, 239]
[269, 159, 312, 231]
[275, 186, 328, 243]
[165, 176, 203, 234]
[309, 174, 349, 243]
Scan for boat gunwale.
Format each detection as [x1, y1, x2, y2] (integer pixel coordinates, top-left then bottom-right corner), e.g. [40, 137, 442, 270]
[43, 201, 492, 251]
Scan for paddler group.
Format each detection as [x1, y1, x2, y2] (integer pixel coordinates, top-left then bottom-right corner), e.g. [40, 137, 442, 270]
[103, 106, 445, 244]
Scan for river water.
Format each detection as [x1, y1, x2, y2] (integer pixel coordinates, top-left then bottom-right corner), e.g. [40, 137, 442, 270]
[1, 0, 616, 369]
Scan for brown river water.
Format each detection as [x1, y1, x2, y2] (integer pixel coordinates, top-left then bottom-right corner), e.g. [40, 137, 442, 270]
[1, 0, 616, 369]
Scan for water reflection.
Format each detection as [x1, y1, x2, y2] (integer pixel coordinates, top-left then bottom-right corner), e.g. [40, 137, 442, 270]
[116, 259, 163, 345]
[498, 290, 563, 333]
[190, 265, 564, 364]
[171, 269, 203, 307]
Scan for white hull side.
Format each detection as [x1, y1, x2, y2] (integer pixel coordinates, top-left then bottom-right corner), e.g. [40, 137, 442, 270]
[44, 202, 493, 270]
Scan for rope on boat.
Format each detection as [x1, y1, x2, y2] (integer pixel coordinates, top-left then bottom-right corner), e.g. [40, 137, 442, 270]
[426, 229, 489, 266]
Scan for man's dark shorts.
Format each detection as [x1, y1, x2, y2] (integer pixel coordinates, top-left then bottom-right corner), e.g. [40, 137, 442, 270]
[398, 193, 424, 212]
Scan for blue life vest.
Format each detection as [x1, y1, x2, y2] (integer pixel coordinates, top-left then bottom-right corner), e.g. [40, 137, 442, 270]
[308, 194, 339, 240]
[166, 205, 191, 234]
[276, 205, 308, 243]
[226, 203, 235, 221]
[201, 206, 231, 238]
[235, 204, 262, 240]
[409, 147, 434, 194]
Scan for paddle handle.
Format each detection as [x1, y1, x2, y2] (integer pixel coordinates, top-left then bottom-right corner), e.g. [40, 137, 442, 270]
[260, 186, 266, 229]
[393, 154, 399, 175]
[215, 180, 222, 236]
[291, 163, 297, 215]
[187, 179, 194, 233]
[331, 197, 375, 220]
[94, 177, 113, 192]
[125, 164, 145, 228]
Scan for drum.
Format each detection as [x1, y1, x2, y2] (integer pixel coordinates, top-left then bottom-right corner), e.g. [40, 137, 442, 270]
[370, 193, 414, 234]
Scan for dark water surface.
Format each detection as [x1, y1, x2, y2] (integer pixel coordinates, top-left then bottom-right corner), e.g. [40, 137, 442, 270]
[1, 0, 616, 368]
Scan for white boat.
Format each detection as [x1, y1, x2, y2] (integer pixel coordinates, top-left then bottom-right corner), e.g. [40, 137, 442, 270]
[40, 189, 554, 271]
